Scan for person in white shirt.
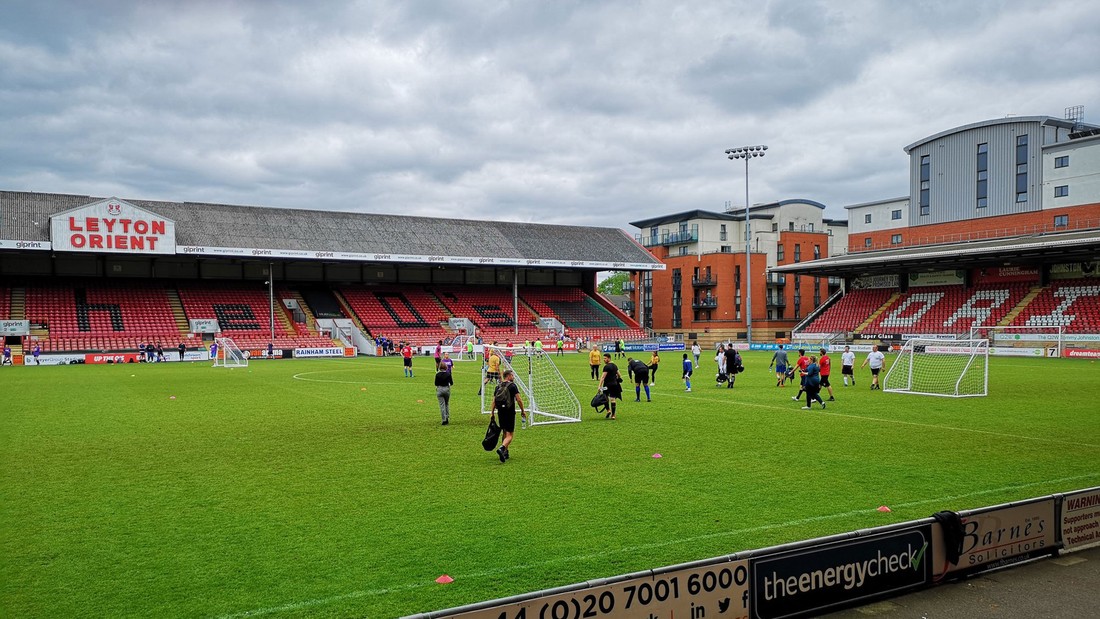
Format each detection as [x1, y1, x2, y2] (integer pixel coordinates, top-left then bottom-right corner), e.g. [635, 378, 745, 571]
[841, 346, 856, 386]
[861, 347, 887, 390]
[691, 342, 702, 367]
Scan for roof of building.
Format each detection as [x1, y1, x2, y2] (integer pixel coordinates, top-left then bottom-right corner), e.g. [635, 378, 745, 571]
[770, 229, 1100, 278]
[630, 200, 827, 229]
[0, 190, 663, 270]
[903, 116, 1091, 153]
[843, 197, 909, 210]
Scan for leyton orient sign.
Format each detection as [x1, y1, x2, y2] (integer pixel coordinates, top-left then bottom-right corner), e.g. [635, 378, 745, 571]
[50, 198, 176, 255]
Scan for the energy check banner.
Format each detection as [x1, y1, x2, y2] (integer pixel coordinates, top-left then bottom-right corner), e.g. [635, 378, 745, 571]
[751, 526, 931, 619]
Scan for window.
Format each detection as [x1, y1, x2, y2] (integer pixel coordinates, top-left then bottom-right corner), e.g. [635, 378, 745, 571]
[976, 142, 988, 208]
[813, 244, 820, 260]
[1055, 155, 1069, 168]
[891, 209, 901, 220]
[777, 244, 784, 261]
[864, 213, 872, 224]
[719, 224, 727, 241]
[919, 155, 930, 216]
[793, 245, 801, 263]
[788, 222, 795, 231]
[891, 234, 902, 245]
[864, 237, 872, 248]
[1054, 185, 1069, 198]
[678, 246, 689, 256]
[1054, 215, 1069, 227]
[772, 222, 778, 232]
[720, 245, 731, 253]
[1016, 135, 1028, 203]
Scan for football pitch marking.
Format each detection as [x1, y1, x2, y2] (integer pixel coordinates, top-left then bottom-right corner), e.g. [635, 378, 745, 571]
[218, 473, 1100, 619]
[656, 390, 1100, 450]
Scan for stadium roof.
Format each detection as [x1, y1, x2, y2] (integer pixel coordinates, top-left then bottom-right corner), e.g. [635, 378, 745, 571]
[0, 190, 663, 270]
[770, 229, 1100, 279]
[903, 116, 1094, 153]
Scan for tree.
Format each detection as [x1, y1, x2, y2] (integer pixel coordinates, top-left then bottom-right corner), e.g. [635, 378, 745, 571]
[597, 271, 630, 295]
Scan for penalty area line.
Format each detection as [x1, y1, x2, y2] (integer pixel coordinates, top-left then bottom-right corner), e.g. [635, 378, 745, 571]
[218, 472, 1100, 618]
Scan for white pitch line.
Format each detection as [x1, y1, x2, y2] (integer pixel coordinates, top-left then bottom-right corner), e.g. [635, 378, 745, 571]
[656, 389, 1100, 449]
[217, 472, 1100, 619]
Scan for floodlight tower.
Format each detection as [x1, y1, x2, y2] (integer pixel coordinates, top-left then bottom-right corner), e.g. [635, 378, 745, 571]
[725, 145, 767, 346]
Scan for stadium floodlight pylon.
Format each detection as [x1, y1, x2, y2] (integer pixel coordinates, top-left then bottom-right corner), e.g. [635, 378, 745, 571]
[213, 337, 249, 368]
[480, 345, 582, 425]
[968, 325, 1064, 358]
[883, 338, 988, 397]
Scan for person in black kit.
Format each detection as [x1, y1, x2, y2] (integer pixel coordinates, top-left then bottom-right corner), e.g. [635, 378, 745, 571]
[267, 342, 275, 359]
[626, 357, 651, 402]
[178, 342, 186, 361]
[491, 369, 526, 462]
[723, 346, 741, 389]
[434, 363, 454, 425]
[597, 353, 623, 419]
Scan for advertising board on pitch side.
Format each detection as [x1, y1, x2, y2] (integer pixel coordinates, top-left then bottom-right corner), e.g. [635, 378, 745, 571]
[751, 527, 931, 619]
[430, 559, 750, 619]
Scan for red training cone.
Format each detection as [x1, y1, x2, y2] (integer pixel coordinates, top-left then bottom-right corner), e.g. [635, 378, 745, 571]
[877, 505, 892, 512]
[435, 575, 454, 584]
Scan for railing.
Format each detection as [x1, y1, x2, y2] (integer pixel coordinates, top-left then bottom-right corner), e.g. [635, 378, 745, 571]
[622, 281, 636, 292]
[691, 276, 718, 287]
[765, 295, 786, 307]
[692, 298, 718, 309]
[766, 273, 786, 285]
[844, 216, 1100, 255]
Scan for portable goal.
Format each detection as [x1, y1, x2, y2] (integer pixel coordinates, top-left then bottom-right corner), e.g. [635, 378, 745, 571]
[883, 338, 988, 397]
[480, 346, 581, 425]
[969, 325, 1064, 358]
[212, 337, 249, 368]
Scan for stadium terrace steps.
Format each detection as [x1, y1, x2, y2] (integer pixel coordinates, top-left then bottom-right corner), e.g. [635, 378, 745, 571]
[800, 289, 895, 334]
[165, 288, 190, 333]
[862, 283, 1032, 335]
[998, 286, 1043, 326]
[8, 287, 24, 320]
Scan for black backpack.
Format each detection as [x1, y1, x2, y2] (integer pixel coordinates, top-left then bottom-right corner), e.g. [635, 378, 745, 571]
[493, 382, 512, 410]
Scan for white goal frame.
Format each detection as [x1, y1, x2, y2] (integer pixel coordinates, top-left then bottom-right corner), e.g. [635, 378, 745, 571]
[480, 345, 581, 425]
[968, 325, 1064, 358]
[883, 338, 988, 397]
[213, 337, 249, 368]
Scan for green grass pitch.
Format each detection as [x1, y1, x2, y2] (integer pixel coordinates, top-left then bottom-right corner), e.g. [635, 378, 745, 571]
[2, 351, 1098, 618]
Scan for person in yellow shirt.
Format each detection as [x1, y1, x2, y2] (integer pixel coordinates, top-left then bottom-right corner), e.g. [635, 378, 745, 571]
[649, 350, 660, 385]
[479, 346, 503, 396]
[589, 346, 602, 380]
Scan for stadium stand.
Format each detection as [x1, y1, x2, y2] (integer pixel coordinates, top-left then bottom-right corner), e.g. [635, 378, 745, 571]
[797, 288, 895, 334]
[26, 281, 181, 352]
[177, 282, 336, 350]
[0, 287, 9, 320]
[339, 286, 452, 346]
[856, 283, 1032, 335]
[1010, 278, 1100, 333]
[431, 286, 544, 341]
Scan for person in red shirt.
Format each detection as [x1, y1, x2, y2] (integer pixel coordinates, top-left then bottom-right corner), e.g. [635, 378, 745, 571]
[792, 349, 811, 401]
[401, 342, 414, 378]
[819, 348, 835, 401]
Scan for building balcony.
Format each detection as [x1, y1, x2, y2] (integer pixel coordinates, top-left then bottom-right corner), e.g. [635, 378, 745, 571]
[621, 301, 635, 312]
[692, 298, 718, 309]
[766, 273, 786, 286]
[622, 281, 636, 292]
[691, 276, 718, 287]
[766, 296, 786, 308]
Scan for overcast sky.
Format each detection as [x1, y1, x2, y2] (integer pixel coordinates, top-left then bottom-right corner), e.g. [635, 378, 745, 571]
[2, 1, 1098, 231]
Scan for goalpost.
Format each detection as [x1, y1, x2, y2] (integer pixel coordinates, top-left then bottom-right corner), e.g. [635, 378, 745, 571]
[883, 338, 988, 397]
[212, 337, 249, 368]
[480, 345, 582, 425]
[969, 325, 1064, 358]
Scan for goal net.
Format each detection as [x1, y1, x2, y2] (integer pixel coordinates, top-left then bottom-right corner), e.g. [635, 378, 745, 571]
[447, 334, 478, 361]
[213, 337, 249, 368]
[883, 338, 988, 397]
[480, 345, 581, 425]
[968, 325, 1063, 358]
